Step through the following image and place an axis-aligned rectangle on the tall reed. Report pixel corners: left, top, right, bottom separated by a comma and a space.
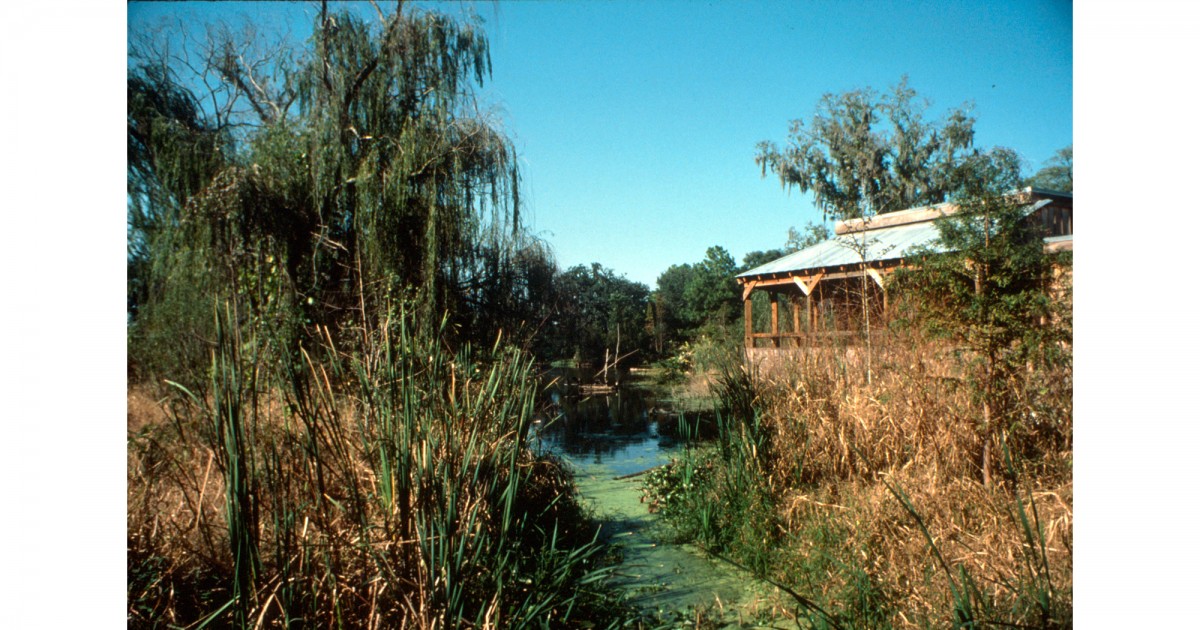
129, 301, 617, 628
165, 303, 262, 625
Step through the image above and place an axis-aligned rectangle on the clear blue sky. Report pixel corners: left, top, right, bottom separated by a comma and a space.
128, 0, 1072, 288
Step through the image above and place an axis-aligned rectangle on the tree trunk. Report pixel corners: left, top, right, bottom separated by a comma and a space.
975, 263, 992, 487
982, 396, 992, 487
862, 270, 872, 386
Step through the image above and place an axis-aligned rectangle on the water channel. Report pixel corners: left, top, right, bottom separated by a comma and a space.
533, 367, 791, 628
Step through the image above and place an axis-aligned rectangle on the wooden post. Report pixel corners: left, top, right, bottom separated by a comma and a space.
744, 296, 753, 349
807, 293, 815, 333
770, 293, 780, 348
792, 298, 801, 348
813, 285, 823, 332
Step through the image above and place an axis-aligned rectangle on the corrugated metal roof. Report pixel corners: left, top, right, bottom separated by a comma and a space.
737, 199, 1053, 279
736, 221, 945, 278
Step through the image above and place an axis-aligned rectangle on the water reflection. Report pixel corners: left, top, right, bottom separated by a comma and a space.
534, 366, 683, 477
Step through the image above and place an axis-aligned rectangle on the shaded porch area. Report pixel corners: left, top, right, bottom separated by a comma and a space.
739, 265, 894, 350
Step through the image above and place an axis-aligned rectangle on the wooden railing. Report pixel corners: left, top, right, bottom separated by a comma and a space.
745, 330, 885, 349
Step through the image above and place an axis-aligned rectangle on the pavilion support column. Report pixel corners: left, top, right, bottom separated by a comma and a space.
744, 296, 753, 349
792, 299, 801, 348
812, 285, 824, 333
770, 293, 780, 348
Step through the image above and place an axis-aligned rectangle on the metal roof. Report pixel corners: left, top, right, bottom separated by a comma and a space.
737, 199, 1054, 280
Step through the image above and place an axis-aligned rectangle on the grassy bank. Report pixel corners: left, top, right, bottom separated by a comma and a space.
644, 331, 1072, 628
128, 306, 624, 628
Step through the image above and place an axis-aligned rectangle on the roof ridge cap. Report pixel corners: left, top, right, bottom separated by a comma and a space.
835, 202, 959, 235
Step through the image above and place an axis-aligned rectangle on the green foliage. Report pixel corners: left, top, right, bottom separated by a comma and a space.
641, 453, 712, 524
128, 4, 557, 386
643, 440, 776, 575
644, 363, 775, 566
739, 248, 789, 272
1024, 145, 1073, 193
128, 7, 633, 625
127, 63, 231, 226
902, 148, 1064, 379
894, 147, 1071, 480
681, 246, 740, 327
651, 352, 691, 386
649, 263, 696, 348
689, 323, 744, 376
165, 304, 266, 625
644, 246, 747, 376
774, 517, 896, 630
649, 246, 740, 352
757, 76, 976, 221
126, 60, 234, 382
545, 263, 650, 363
785, 220, 832, 252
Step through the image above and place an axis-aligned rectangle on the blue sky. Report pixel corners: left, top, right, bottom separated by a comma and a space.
128, 0, 1072, 287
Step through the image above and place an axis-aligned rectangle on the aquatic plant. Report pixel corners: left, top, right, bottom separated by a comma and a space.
128, 302, 621, 628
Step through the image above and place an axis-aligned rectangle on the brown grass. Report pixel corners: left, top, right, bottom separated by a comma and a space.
128, 385, 229, 626
723, 329, 1073, 627
127, 342, 600, 629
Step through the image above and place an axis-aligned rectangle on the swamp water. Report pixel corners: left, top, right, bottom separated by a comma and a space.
534, 370, 791, 627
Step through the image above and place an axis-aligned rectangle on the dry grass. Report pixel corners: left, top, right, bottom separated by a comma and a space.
774, 470, 1072, 627
127, 320, 613, 628
128, 385, 230, 627
653, 326, 1073, 628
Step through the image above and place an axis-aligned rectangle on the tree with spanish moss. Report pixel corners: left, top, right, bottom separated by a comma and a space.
756, 78, 977, 382
756, 77, 977, 222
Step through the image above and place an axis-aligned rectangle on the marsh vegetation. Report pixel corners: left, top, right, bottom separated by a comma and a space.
128, 4, 1071, 627
643, 326, 1072, 629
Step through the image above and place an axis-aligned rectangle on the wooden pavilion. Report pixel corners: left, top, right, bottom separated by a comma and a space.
735, 188, 1072, 359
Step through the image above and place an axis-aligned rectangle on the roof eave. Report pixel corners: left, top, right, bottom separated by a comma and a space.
736, 255, 911, 284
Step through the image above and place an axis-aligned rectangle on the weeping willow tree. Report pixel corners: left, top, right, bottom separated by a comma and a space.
287, 4, 525, 332
127, 7, 617, 626
129, 2, 550, 384
128, 59, 236, 385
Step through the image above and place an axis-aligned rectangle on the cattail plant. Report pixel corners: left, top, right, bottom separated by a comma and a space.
133, 301, 619, 628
